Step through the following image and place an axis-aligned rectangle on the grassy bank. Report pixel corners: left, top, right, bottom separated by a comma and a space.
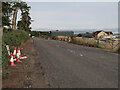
72, 37, 99, 47
117, 47, 120, 54
54, 36, 119, 53
2, 30, 30, 69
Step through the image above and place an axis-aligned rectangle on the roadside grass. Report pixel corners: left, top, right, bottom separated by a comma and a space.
56, 36, 120, 53
56, 36, 68, 41
72, 37, 100, 48
117, 47, 120, 54
2, 30, 30, 77
2, 45, 10, 68
52, 36, 100, 48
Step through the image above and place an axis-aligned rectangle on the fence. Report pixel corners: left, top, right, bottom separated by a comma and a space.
97, 39, 119, 51
73, 37, 119, 51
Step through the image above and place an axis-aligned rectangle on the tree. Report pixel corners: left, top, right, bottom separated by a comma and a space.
2, 2, 13, 31
12, 2, 22, 31
77, 34, 82, 37
12, 8, 18, 31
86, 32, 90, 34
17, 2, 31, 32
2, 2, 31, 32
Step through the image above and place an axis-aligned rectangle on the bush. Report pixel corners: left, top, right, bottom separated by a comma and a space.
40, 35, 49, 39
51, 36, 56, 40
30, 31, 40, 37
2, 30, 30, 69
3, 30, 29, 47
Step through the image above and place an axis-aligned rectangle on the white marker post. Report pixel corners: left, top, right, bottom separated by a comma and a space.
6, 45, 10, 56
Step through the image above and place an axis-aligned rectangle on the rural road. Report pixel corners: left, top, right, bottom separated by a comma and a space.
33, 37, 118, 88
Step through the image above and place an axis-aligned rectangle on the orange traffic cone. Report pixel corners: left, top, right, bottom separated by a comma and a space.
69, 39, 71, 43
18, 47, 21, 58
16, 50, 21, 62
65, 38, 67, 42
48, 37, 50, 40
10, 52, 15, 66
13, 47, 16, 59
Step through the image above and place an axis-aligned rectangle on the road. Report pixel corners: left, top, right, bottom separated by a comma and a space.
33, 37, 118, 88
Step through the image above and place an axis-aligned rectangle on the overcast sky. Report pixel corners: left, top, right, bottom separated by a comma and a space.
26, 2, 118, 31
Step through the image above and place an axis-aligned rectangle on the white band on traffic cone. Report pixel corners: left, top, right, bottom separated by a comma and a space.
13, 47, 16, 58
10, 55, 14, 62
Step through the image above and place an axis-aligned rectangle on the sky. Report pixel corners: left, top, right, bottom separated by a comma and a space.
25, 2, 118, 32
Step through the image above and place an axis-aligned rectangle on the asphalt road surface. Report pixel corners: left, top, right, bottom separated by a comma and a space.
33, 37, 118, 88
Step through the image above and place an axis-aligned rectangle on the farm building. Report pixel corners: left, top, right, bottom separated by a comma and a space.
92, 30, 113, 38
48, 30, 74, 37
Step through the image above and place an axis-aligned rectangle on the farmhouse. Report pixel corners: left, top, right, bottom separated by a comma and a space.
48, 30, 74, 37
92, 30, 113, 38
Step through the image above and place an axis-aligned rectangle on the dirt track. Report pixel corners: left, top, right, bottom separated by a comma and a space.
2, 39, 50, 88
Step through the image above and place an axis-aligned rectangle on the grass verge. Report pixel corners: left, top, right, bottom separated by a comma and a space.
2, 30, 30, 76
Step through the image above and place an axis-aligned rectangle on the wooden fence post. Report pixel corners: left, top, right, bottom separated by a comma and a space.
112, 39, 114, 51
97, 39, 99, 45
6, 45, 10, 56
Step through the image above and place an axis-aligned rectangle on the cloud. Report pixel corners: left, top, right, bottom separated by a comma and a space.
28, 2, 118, 31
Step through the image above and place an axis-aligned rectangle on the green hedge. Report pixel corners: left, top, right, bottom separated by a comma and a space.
30, 31, 40, 37
3, 30, 29, 47
2, 30, 30, 68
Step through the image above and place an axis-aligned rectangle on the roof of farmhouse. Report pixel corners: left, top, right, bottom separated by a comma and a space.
93, 30, 113, 35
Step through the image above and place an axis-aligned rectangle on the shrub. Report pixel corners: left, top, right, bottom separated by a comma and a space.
40, 35, 49, 39
3, 30, 29, 47
30, 31, 40, 37
51, 36, 56, 40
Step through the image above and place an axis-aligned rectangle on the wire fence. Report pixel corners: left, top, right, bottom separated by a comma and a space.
97, 38, 119, 51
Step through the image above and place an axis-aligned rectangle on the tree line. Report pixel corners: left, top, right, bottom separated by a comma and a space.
2, 1, 31, 32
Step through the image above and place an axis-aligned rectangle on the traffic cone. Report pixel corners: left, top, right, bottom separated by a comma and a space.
48, 37, 50, 40
16, 50, 21, 62
69, 39, 71, 43
65, 38, 67, 42
18, 47, 21, 58
10, 52, 15, 66
13, 47, 16, 59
